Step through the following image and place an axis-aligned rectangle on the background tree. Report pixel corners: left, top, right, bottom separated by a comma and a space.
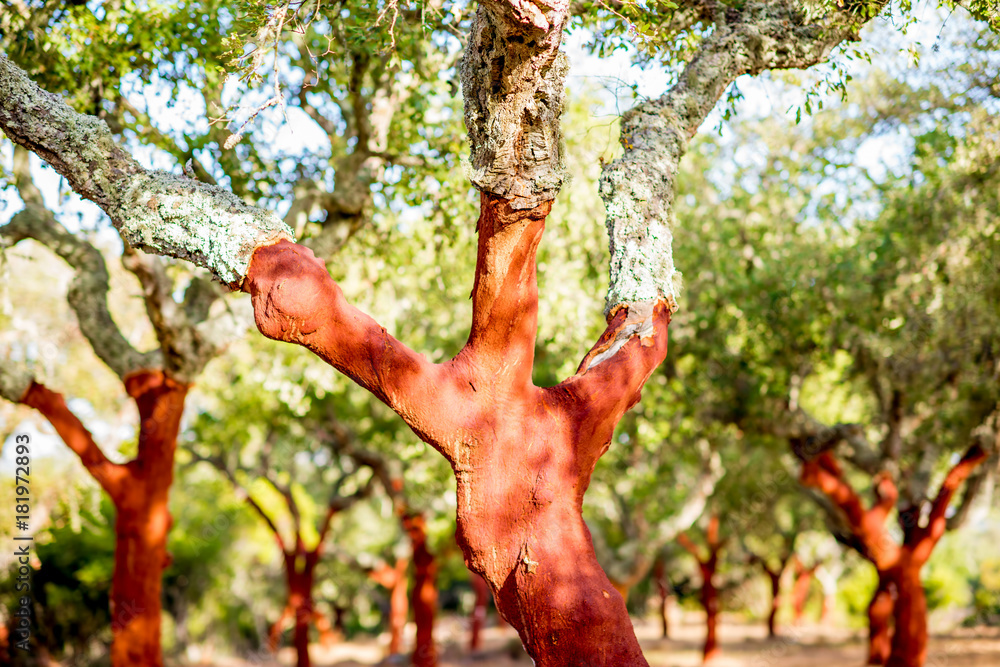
660, 16, 1000, 666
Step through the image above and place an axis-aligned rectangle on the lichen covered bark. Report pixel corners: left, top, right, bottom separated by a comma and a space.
460, 0, 569, 209
600, 1, 888, 312
0, 52, 292, 288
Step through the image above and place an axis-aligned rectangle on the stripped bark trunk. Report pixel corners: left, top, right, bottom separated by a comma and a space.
372, 558, 410, 657
270, 549, 320, 667
21, 371, 186, 667
886, 553, 927, 667
653, 562, 671, 640
791, 560, 819, 624
678, 516, 723, 664
405, 513, 438, 667
867, 572, 894, 666
766, 570, 781, 638
801, 444, 989, 667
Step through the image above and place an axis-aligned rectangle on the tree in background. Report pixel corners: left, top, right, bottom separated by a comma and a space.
661, 18, 1000, 666
588, 412, 723, 604
677, 515, 726, 664
3, 1, 998, 664
0, 138, 236, 664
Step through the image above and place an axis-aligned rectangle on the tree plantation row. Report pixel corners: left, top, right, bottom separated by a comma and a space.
0, 1, 998, 667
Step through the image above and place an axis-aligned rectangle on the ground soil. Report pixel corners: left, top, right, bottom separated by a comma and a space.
189, 613, 1000, 667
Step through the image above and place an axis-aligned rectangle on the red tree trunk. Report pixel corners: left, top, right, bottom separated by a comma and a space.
702, 574, 719, 663
653, 560, 670, 640
867, 572, 894, 666
406, 513, 438, 667
470, 573, 490, 651
271, 549, 320, 667
766, 570, 781, 638
24, 372, 186, 667
294, 603, 311, 667
245, 194, 671, 666
368, 557, 410, 656
791, 563, 816, 624
678, 517, 723, 664
886, 553, 928, 667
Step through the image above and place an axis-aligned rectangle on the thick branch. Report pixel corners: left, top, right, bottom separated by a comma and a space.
0, 52, 293, 288
20, 381, 128, 498
242, 240, 467, 457
554, 302, 672, 464
676, 532, 704, 563
462, 193, 549, 386
800, 452, 898, 567
601, 0, 889, 310
913, 440, 990, 559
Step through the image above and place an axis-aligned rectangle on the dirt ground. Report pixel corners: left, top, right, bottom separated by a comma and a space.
193, 612, 1000, 667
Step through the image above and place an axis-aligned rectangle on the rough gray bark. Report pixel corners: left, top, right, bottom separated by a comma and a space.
0, 359, 33, 403
600, 1, 889, 312
0, 51, 292, 288
460, 0, 569, 209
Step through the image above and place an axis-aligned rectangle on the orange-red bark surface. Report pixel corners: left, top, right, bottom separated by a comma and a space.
22, 370, 187, 667
243, 192, 672, 665
678, 516, 724, 664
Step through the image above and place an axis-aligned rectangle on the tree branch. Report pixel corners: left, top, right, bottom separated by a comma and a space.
0, 52, 293, 288
20, 380, 128, 498
913, 439, 991, 559
187, 448, 288, 553
242, 240, 467, 458
601, 0, 889, 311
799, 451, 898, 567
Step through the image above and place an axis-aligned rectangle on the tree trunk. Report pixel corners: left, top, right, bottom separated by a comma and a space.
470, 573, 490, 651
388, 560, 409, 656
702, 574, 720, 664
867, 572, 895, 666
406, 513, 438, 667
109, 505, 170, 667
767, 570, 781, 639
653, 560, 670, 639
294, 603, 311, 667
886, 553, 928, 667
791, 565, 815, 623
109, 371, 187, 667
369, 557, 409, 656
272, 549, 320, 667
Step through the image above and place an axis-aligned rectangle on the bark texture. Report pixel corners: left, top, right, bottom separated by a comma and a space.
0, 52, 292, 288
405, 513, 438, 667
460, 0, 569, 208
599, 1, 888, 311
